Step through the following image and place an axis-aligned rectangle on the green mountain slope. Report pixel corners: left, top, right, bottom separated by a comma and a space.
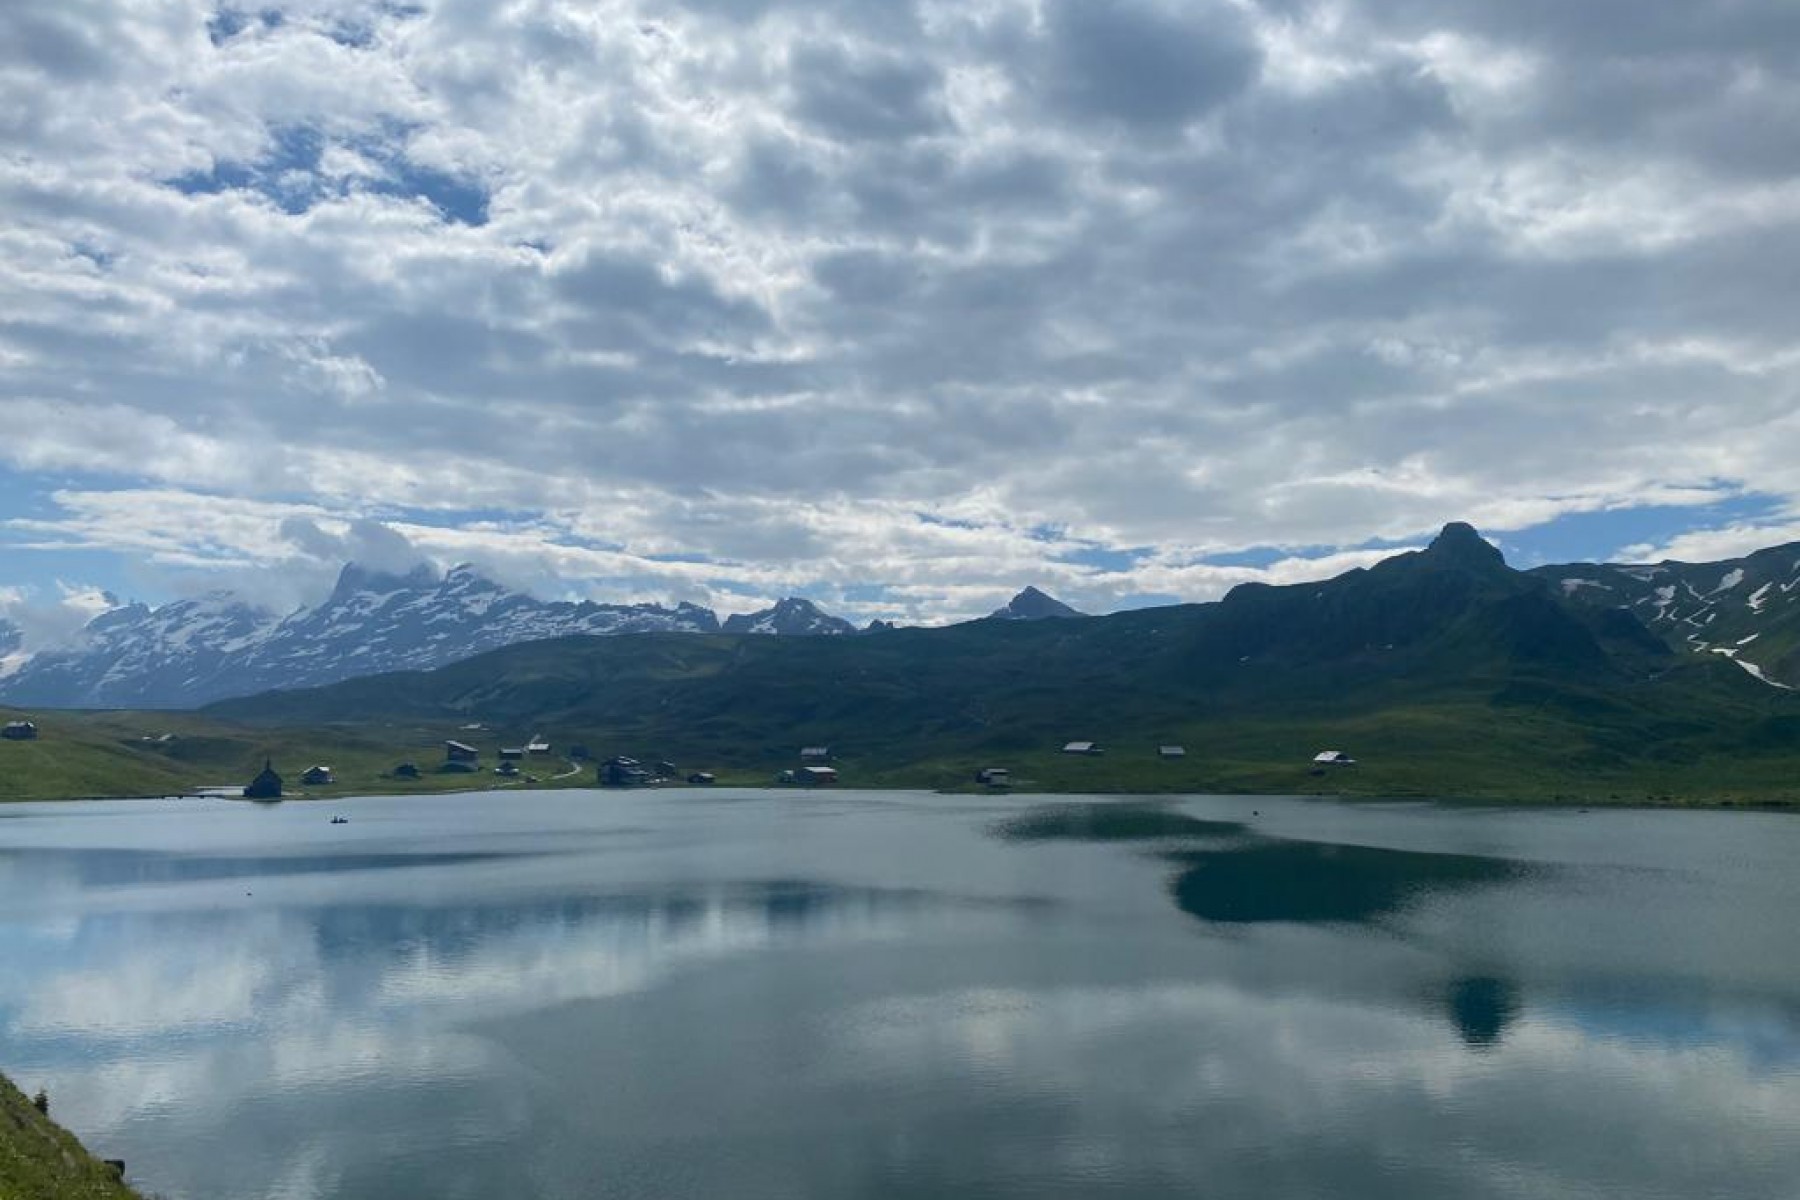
1534, 541, 1800, 687
206, 524, 1800, 804
0, 1072, 142, 1200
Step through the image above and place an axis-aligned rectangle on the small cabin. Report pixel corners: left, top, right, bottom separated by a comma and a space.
526, 735, 551, 755
300, 765, 334, 786
687, 772, 716, 785
496, 761, 520, 777
599, 756, 650, 787
1, 721, 38, 741
800, 746, 832, 764
1159, 745, 1186, 759
799, 765, 838, 786
498, 747, 525, 762
1312, 750, 1356, 766
444, 740, 479, 763
976, 767, 1011, 787
1061, 741, 1102, 755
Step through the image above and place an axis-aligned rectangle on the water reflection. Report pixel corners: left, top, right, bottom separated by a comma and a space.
1, 793, 1798, 1200
991, 802, 1245, 842
1166, 841, 1526, 925
1447, 976, 1520, 1048
995, 801, 1530, 927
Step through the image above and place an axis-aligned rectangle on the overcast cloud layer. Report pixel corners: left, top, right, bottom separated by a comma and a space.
2, 0, 1798, 627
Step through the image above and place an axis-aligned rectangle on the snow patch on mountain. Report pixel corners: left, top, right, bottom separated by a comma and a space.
0, 563, 733, 709
722, 598, 855, 636
1735, 660, 1793, 689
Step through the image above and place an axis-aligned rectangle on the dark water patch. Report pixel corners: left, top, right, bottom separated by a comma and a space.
992, 802, 1246, 843
1165, 838, 1528, 926
1447, 976, 1521, 1048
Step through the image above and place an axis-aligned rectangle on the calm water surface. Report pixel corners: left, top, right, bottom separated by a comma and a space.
2, 789, 1798, 1199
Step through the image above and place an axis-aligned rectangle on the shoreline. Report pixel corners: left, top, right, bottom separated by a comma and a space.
3, 781, 1794, 813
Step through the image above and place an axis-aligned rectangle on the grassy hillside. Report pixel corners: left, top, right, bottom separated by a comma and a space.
0, 706, 596, 804
0, 1072, 141, 1200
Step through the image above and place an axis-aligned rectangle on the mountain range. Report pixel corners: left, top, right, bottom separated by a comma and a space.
204, 522, 1800, 805
7, 524, 1800, 714
0, 564, 766, 709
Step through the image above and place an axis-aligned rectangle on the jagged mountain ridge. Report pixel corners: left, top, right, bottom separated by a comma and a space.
722, 597, 856, 636
1531, 541, 1800, 689
0, 563, 731, 709
218, 522, 1785, 779
11, 524, 1800, 712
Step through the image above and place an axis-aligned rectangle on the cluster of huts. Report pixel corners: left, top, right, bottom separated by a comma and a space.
433, 734, 556, 778
231, 729, 1358, 802
958, 741, 1357, 786
242, 759, 333, 800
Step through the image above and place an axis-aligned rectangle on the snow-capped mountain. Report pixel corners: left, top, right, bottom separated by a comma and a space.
1532, 542, 1800, 688
0, 563, 727, 709
721, 597, 857, 636
0, 617, 23, 681
988, 586, 1085, 620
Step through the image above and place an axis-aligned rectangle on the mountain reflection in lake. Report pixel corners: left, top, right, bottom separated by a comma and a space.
2, 789, 1798, 1200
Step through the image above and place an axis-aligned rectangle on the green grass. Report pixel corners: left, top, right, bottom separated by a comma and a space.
0, 1072, 142, 1200
6, 686, 1795, 808
0, 707, 602, 804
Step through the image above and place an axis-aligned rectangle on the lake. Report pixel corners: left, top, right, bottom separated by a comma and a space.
2, 789, 1798, 1199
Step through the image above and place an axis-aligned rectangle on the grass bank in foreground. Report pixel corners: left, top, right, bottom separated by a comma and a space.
0, 1072, 142, 1200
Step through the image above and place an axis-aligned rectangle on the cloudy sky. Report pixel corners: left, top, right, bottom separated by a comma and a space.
2, 0, 1798, 632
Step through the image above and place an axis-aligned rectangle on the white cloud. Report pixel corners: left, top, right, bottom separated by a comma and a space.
0, 0, 1796, 612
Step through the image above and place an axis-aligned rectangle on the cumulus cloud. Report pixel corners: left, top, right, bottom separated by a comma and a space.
0, 0, 1795, 619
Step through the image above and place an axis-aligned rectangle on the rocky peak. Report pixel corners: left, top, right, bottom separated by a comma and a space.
1423, 522, 1506, 571
329, 561, 441, 602
723, 597, 855, 636
990, 586, 1084, 620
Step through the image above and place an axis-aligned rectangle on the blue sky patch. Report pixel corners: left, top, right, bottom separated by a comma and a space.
165, 121, 489, 226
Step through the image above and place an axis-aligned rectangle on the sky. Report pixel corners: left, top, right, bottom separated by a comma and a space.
2, 0, 1799, 640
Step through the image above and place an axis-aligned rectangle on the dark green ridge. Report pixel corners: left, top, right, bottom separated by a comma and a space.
191, 522, 1800, 807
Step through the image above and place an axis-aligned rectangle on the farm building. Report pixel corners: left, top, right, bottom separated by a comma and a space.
300, 766, 334, 786
1313, 750, 1356, 766
243, 759, 283, 800
526, 734, 551, 754
600, 757, 651, 787
976, 767, 1011, 787
2, 721, 37, 741
799, 765, 838, 785
444, 741, 479, 764
1159, 746, 1186, 759
1061, 741, 1102, 755
498, 747, 525, 762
